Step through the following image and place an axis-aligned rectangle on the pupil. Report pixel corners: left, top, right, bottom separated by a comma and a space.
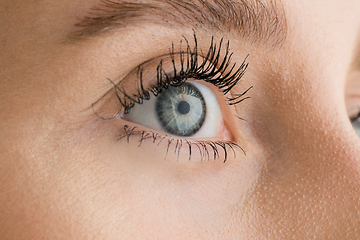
177, 101, 191, 115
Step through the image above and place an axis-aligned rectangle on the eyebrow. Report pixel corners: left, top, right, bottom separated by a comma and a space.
69, 0, 287, 46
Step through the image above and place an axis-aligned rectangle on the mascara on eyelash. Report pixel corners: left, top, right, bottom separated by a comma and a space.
111, 32, 252, 114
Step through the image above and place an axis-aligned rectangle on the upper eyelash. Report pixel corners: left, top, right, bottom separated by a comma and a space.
111, 32, 251, 114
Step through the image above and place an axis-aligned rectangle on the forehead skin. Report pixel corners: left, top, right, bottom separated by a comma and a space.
1, 0, 360, 239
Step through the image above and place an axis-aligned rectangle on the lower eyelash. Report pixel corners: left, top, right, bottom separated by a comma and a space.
119, 125, 246, 163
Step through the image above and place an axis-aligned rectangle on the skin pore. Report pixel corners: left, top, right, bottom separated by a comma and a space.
1, 0, 360, 239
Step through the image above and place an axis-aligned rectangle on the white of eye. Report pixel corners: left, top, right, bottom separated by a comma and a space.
122, 81, 223, 138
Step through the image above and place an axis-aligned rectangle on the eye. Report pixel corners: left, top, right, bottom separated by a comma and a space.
346, 96, 360, 137
99, 34, 249, 162
351, 113, 360, 137
345, 71, 360, 138
122, 81, 223, 138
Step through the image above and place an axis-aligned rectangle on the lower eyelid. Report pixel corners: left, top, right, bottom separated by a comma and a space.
117, 123, 244, 163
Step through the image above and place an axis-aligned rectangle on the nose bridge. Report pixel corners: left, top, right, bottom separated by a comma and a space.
297, 119, 360, 182
262, 70, 360, 180
259, 91, 360, 183
286, 74, 360, 171
256, 42, 359, 160
250, 78, 360, 235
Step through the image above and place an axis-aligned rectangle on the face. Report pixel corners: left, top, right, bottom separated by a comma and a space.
1, 0, 360, 238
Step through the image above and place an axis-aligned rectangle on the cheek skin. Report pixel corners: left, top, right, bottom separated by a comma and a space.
0, 108, 260, 239
98, 119, 261, 238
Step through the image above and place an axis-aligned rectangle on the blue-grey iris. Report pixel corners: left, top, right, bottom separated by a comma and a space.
155, 82, 206, 136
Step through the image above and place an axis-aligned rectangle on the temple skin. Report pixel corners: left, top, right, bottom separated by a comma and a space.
1, 0, 360, 239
